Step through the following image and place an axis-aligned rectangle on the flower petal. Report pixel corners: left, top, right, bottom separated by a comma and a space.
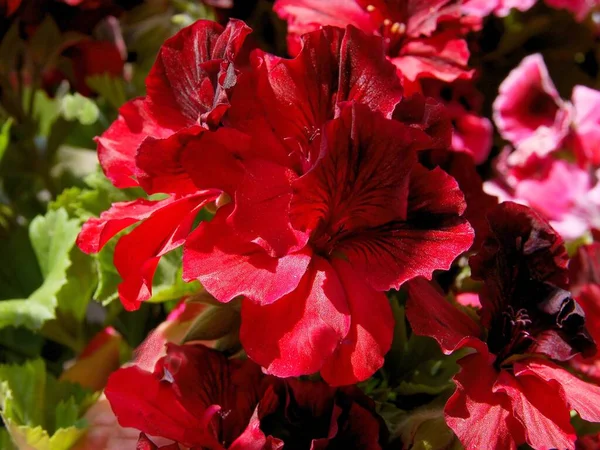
240, 257, 351, 378
405, 277, 481, 354
183, 205, 311, 305
145, 19, 251, 130
445, 351, 524, 450
96, 98, 173, 189
495, 369, 575, 450
338, 164, 473, 291
320, 259, 393, 386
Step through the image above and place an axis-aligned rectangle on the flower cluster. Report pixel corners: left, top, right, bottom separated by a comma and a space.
78, 18, 476, 386
487, 53, 600, 240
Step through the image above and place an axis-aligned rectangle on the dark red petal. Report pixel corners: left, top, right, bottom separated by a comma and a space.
405, 277, 481, 354
145, 19, 251, 130
114, 193, 214, 310
445, 351, 524, 450
392, 94, 453, 151
183, 205, 312, 305
240, 257, 351, 378
273, 0, 375, 55
180, 127, 253, 196
338, 164, 473, 291
494, 369, 575, 449
106, 366, 214, 448
96, 98, 173, 189
419, 150, 498, 250
290, 103, 417, 236
320, 259, 393, 386
515, 359, 600, 424
470, 201, 569, 324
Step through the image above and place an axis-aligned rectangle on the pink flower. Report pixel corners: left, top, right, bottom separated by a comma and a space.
493, 53, 569, 148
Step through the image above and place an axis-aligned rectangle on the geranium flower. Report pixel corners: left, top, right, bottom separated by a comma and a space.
486, 159, 600, 241
406, 202, 600, 450
493, 54, 600, 166
273, 0, 477, 84
105, 343, 388, 449
79, 21, 473, 382
181, 101, 472, 385
77, 19, 251, 310
493, 53, 570, 149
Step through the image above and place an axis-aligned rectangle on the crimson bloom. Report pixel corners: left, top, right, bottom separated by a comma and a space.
79, 20, 473, 383
406, 202, 600, 450
77, 19, 251, 310
105, 343, 388, 449
273, 0, 477, 84
181, 101, 472, 385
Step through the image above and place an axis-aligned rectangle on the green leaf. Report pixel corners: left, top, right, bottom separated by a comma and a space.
0, 209, 79, 330
61, 94, 99, 126
0, 428, 17, 450
0, 118, 12, 164
0, 359, 96, 450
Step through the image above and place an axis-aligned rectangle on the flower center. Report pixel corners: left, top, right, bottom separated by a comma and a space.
488, 306, 535, 368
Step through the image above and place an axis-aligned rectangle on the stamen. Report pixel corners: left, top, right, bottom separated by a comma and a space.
383, 19, 391, 26
390, 22, 406, 34
366, 4, 375, 12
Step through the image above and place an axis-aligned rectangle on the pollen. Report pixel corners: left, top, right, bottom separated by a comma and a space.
383, 18, 391, 26
366, 4, 375, 12
390, 22, 406, 34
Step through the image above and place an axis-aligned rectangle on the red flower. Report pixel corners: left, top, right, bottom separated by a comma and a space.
274, 0, 477, 84
182, 102, 472, 384
105, 344, 387, 449
406, 202, 600, 450
77, 19, 251, 308
105, 344, 266, 449
96, 19, 251, 189
80, 22, 472, 383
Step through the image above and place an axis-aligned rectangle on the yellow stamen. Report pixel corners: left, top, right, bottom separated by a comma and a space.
366, 4, 375, 12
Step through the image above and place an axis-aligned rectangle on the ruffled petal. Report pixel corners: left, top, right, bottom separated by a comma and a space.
445, 351, 524, 450
515, 359, 600, 424
320, 259, 393, 386
145, 19, 251, 130
96, 98, 173, 189
240, 257, 351, 378
113, 193, 214, 310
338, 164, 473, 291
183, 205, 312, 305
495, 369, 575, 449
